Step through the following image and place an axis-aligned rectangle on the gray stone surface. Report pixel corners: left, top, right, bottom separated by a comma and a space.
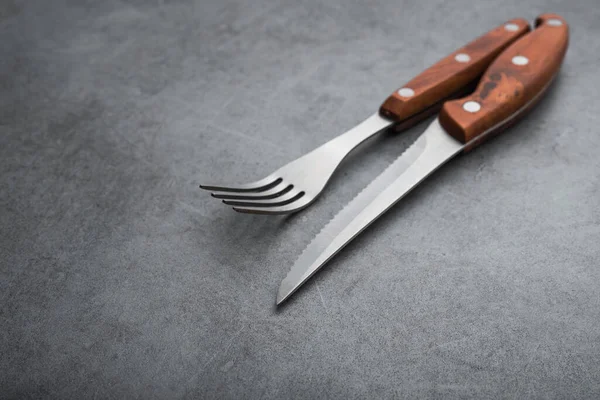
1, 0, 599, 398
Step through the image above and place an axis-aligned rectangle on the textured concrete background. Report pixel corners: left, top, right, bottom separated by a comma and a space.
1, 0, 599, 398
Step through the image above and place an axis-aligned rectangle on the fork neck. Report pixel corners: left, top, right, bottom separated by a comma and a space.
322, 113, 393, 157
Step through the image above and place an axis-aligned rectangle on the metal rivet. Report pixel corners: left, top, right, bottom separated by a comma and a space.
455, 53, 471, 63
504, 23, 519, 32
547, 19, 563, 26
398, 87, 415, 98
512, 55, 529, 66
463, 101, 481, 113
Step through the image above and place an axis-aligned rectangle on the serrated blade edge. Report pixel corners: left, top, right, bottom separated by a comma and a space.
278, 119, 464, 304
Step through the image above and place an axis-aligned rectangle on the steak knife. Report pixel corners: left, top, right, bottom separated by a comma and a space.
278, 13, 569, 305
200, 18, 531, 215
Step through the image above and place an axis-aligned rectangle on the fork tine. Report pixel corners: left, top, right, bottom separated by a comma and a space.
211, 183, 292, 200
222, 189, 303, 207
232, 195, 313, 215
199, 176, 281, 193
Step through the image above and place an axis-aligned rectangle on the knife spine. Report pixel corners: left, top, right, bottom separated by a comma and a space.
281, 129, 428, 297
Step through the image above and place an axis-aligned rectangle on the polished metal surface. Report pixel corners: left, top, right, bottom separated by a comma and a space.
277, 22, 566, 302
397, 87, 415, 97
512, 55, 529, 66
278, 119, 464, 304
200, 113, 393, 214
455, 53, 471, 63
463, 100, 482, 113
6, 2, 596, 397
548, 19, 564, 26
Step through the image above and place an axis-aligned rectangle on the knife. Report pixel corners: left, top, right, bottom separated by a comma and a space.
202, 18, 531, 215
278, 13, 569, 304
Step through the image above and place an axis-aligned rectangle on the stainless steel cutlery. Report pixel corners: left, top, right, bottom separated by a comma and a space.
200, 18, 530, 214
278, 14, 569, 303
200, 14, 569, 305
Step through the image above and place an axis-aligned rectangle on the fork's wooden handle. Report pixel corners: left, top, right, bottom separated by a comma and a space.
379, 18, 530, 122
438, 14, 569, 151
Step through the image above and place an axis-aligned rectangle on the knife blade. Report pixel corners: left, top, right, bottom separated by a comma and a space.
278, 13, 569, 304
205, 18, 530, 215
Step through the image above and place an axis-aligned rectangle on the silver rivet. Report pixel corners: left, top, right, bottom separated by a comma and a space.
512, 55, 529, 66
504, 23, 519, 32
397, 87, 415, 98
547, 19, 563, 26
463, 101, 481, 113
455, 53, 471, 63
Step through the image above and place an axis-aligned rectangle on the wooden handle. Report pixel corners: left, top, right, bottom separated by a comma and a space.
379, 18, 530, 122
438, 14, 569, 151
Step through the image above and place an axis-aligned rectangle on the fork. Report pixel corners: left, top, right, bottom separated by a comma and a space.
200, 18, 530, 214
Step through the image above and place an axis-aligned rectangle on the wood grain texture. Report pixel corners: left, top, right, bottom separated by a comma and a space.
438, 14, 569, 151
379, 18, 530, 122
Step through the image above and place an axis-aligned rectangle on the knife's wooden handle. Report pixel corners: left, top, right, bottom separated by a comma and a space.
379, 18, 530, 123
438, 14, 569, 151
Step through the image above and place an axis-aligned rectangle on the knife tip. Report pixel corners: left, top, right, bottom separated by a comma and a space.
276, 285, 293, 306
276, 292, 286, 306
